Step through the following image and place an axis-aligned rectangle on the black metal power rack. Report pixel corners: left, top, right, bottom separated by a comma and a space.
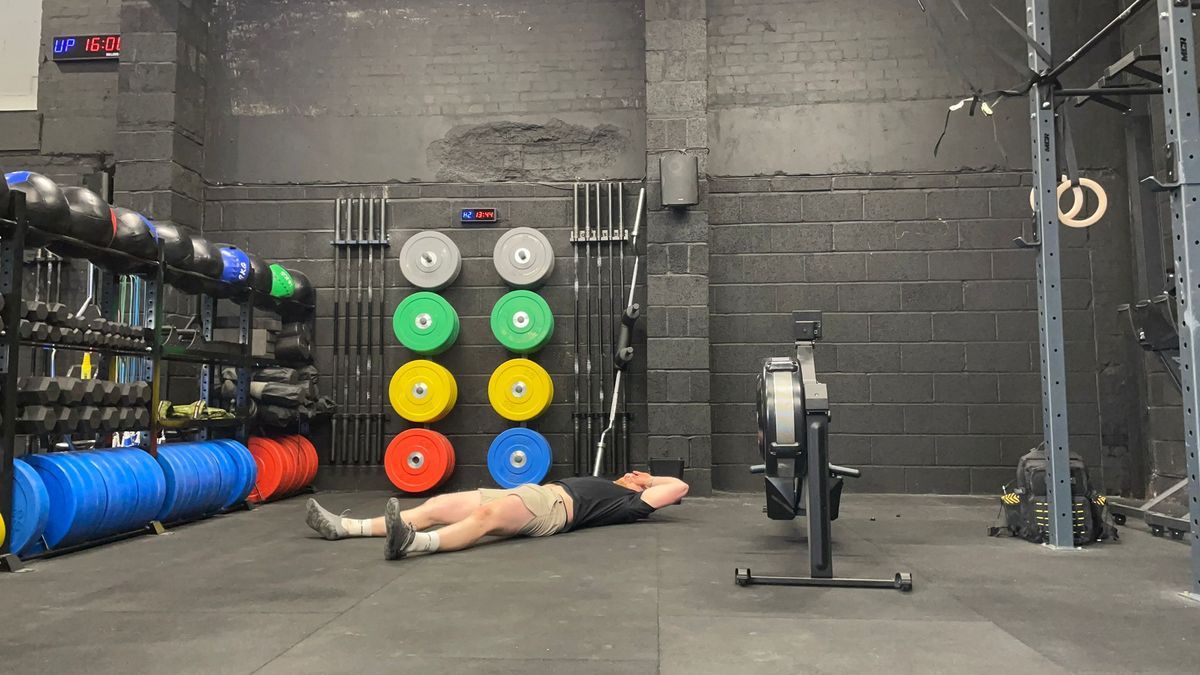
0, 196, 312, 572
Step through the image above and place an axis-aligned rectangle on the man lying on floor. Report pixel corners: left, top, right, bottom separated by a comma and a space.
305, 471, 690, 560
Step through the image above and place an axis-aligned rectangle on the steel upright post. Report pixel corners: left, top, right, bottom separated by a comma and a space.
1026, 0, 1075, 549
1154, 0, 1200, 599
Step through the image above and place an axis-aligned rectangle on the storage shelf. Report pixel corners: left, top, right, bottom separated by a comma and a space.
20, 224, 313, 315
155, 415, 248, 431
14, 338, 149, 357
159, 343, 287, 369
162, 265, 313, 315
1, 195, 314, 566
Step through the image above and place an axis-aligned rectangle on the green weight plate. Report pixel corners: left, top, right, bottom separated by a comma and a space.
270, 264, 296, 298
490, 290, 554, 354
393, 292, 460, 355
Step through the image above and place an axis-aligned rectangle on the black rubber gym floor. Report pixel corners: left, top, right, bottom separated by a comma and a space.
1, 492, 1198, 673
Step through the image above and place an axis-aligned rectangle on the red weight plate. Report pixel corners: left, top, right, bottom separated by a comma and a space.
384, 429, 453, 494
247, 437, 283, 502
278, 436, 306, 491
270, 437, 301, 497
437, 434, 456, 488
293, 435, 319, 486
279, 436, 314, 492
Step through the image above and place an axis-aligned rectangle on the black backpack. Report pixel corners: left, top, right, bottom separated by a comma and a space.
988, 443, 1118, 546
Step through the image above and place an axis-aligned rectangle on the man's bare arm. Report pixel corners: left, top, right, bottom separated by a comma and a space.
641, 477, 689, 509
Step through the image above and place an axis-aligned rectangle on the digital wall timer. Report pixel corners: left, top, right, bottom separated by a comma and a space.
52, 34, 121, 62
460, 208, 498, 223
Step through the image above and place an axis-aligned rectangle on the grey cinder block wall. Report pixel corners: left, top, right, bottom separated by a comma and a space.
5, 0, 1169, 497
0, 0, 120, 185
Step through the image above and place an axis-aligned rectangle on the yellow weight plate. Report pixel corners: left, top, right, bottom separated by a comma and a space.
488, 358, 554, 421
0, 511, 5, 552
389, 360, 458, 423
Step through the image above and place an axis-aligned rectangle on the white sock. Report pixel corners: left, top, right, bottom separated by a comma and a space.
341, 518, 374, 537
406, 530, 440, 553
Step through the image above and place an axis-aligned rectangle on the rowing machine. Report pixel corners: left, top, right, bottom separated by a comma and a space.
734, 310, 912, 592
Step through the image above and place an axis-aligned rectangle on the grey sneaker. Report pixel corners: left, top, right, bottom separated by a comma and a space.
384, 498, 414, 560
306, 498, 348, 541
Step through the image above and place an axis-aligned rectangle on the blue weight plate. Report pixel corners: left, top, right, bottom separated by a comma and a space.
170, 443, 209, 521
187, 443, 224, 516
80, 451, 134, 538
59, 452, 110, 545
232, 440, 257, 503
112, 449, 160, 529
200, 442, 237, 513
23, 454, 81, 549
212, 439, 249, 506
155, 444, 197, 522
26, 453, 101, 548
139, 450, 168, 520
118, 449, 166, 525
226, 440, 257, 505
487, 428, 552, 489
110, 449, 153, 527
10, 458, 50, 556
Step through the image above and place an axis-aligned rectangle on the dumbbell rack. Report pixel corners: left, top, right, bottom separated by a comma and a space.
0, 195, 314, 572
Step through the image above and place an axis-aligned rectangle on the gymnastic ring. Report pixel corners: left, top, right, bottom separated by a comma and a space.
1059, 177, 1107, 228
1029, 177, 1085, 220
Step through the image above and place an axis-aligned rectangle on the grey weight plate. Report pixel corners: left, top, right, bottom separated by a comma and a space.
399, 231, 462, 290
493, 227, 555, 289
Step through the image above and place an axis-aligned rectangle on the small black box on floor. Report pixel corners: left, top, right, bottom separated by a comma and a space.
649, 458, 684, 479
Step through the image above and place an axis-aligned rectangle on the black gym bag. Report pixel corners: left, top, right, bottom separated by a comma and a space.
989, 443, 1118, 545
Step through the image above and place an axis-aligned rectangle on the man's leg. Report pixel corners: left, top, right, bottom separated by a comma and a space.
402, 490, 482, 530
386, 495, 535, 559
306, 491, 483, 540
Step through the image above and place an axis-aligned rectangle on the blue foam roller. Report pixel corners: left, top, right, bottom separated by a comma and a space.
487, 428, 552, 489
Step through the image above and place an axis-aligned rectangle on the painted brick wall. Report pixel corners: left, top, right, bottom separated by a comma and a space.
708, 0, 1017, 108
705, 0, 1129, 175
204, 0, 647, 183
708, 173, 1133, 494
0, 0, 120, 184
205, 183, 647, 490
703, 1, 1139, 495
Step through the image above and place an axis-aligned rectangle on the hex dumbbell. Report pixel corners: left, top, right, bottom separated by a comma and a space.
16, 376, 61, 405
22, 300, 49, 322
97, 407, 122, 432
73, 406, 104, 434
17, 406, 58, 434
44, 302, 70, 324
19, 320, 51, 342
127, 381, 151, 406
